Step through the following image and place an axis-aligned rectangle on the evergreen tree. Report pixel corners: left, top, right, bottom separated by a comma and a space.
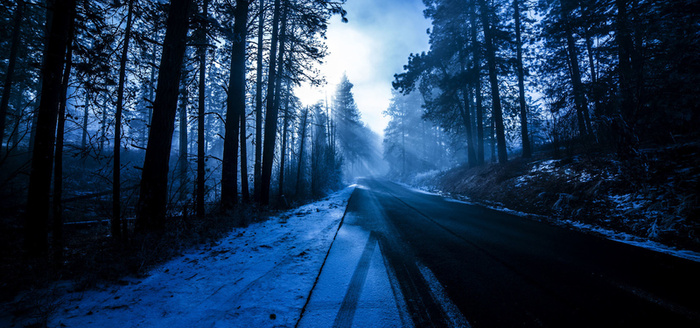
25, 0, 77, 256
221, 0, 250, 212
136, 0, 193, 232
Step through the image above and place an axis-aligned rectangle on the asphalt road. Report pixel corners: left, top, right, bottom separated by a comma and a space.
346, 178, 700, 327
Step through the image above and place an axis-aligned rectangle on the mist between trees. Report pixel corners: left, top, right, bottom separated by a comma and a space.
386, 0, 699, 176
0, 0, 383, 259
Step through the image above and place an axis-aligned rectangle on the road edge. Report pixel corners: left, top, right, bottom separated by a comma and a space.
294, 185, 357, 328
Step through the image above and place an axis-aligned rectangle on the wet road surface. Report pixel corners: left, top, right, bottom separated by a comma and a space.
333, 178, 700, 327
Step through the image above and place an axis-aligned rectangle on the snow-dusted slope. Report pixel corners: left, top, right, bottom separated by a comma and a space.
44, 187, 353, 328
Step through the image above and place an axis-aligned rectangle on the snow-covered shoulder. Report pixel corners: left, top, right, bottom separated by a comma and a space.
395, 181, 441, 197
45, 186, 354, 328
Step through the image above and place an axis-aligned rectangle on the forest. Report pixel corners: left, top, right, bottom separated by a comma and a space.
387, 0, 699, 172
1, 0, 699, 322
0, 0, 378, 254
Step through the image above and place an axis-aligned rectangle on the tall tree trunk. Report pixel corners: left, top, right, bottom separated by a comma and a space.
221, 0, 250, 211
11, 81, 23, 149
326, 99, 332, 154
612, 0, 638, 156
25, 0, 76, 256
310, 115, 318, 196
260, 0, 283, 205
99, 102, 107, 154
629, 0, 644, 122
582, 1, 600, 122
279, 81, 292, 196
401, 112, 405, 174
585, 29, 601, 120
561, 0, 589, 138
113, 0, 134, 241
478, 0, 507, 163
278, 91, 289, 197
52, 21, 74, 262
240, 110, 250, 202
514, 0, 531, 157
490, 114, 496, 163
136, 0, 193, 232
29, 0, 51, 154
81, 90, 89, 150
196, 0, 209, 218
616, 0, 634, 121
470, 0, 484, 165
178, 70, 188, 202
145, 17, 159, 148
0, 0, 24, 153
296, 106, 309, 197
253, 0, 265, 202
270, 0, 289, 192
460, 59, 476, 167
566, 32, 589, 137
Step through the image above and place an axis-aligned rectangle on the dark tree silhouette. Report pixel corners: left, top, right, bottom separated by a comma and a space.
221, 0, 250, 211
477, 0, 507, 163
25, 0, 77, 256
113, 0, 135, 240
260, 0, 283, 205
196, 0, 209, 218
253, 0, 265, 202
0, 0, 24, 153
514, 0, 531, 157
136, 0, 193, 232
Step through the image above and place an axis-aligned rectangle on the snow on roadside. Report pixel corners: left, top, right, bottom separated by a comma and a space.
394, 181, 442, 197
400, 182, 700, 263
42, 186, 354, 328
561, 220, 700, 263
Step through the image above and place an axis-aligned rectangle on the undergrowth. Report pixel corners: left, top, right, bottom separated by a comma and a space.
412, 142, 700, 252
0, 204, 268, 326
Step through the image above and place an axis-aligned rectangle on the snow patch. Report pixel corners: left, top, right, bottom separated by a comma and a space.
520, 159, 598, 184
444, 198, 476, 206
43, 187, 355, 328
397, 182, 441, 197
531, 159, 557, 173
577, 171, 592, 183
563, 220, 700, 263
608, 193, 651, 212
413, 169, 442, 182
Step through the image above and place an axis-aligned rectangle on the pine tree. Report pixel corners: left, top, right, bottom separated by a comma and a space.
514, 0, 531, 157
136, 0, 193, 232
477, 0, 507, 163
0, 0, 24, 153
260, 0, 283, 205
196, 0, 210, 218
221, 0, 250, 211
25, 0, 77, 256
112, 0, 135, 240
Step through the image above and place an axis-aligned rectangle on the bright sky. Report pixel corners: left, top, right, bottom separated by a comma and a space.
294, 0, 431, 135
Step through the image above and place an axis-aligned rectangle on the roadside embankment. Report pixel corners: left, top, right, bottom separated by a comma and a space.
410, 143, 700, 252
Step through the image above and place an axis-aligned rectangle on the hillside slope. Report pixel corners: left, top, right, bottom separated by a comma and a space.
412, 143, 700, 251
